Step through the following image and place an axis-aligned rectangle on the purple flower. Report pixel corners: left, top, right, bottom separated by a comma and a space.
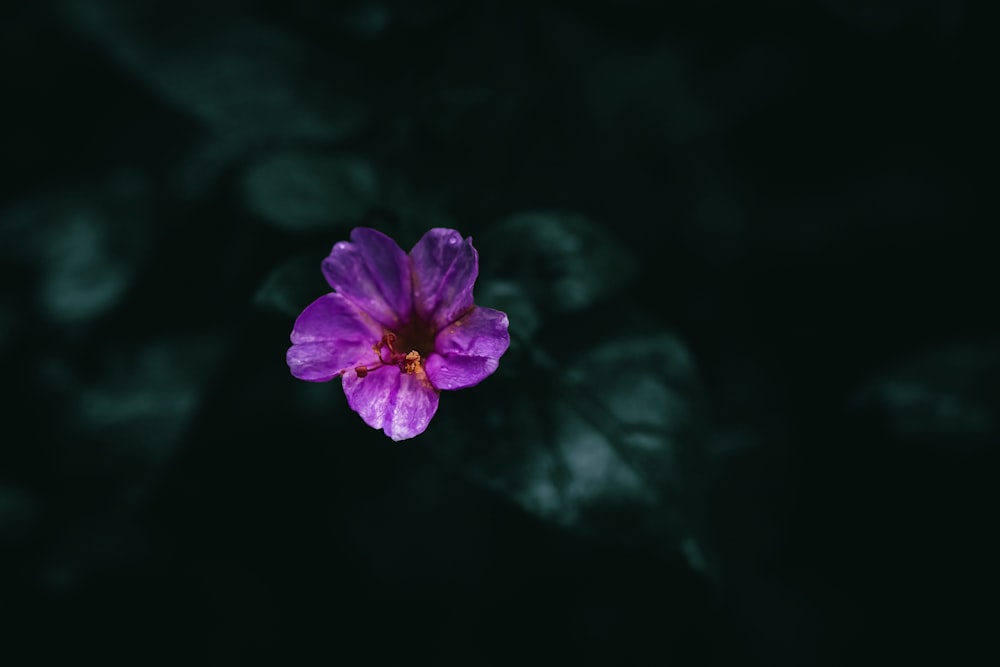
286, 227, 510, 441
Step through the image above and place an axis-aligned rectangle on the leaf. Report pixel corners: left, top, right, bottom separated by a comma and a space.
90, 337, 220, 455
0, 174, 151, 326
25, 334, 225, 591
61, 1, 366, 195
435, 331, 711, 570
63, 3, 364, 144
243, 153, 380, 232
853, 340, 1000, 450
40, 334, 226, 479
478, 211, 637, 336
474, 278, 542, 342
254, 252, 328, 318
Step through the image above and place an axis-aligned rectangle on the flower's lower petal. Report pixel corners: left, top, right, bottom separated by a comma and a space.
409, 228, 478, 330
424, 353, 499, 390
342, 366, 440, 441
287, 293, 381, 381
425, 307, 510, 390
321, 227, 412, 329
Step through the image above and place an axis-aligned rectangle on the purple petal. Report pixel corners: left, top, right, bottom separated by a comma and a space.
424, 307, 510, 390
409, 228, 478, 330
341, 366, 440, 441
424, 354, 500, 391
433, 306, 511, 358
321, 227, 412, 328
287, 293, 382, 382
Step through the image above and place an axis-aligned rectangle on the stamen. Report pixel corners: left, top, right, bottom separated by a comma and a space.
401, 350, 421, 374
357, 330, 428, 379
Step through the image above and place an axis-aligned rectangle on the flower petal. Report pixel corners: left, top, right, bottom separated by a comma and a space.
342, 366, 440, 441
424, 354, 500, 391
321, 227, 412, 328
409, 228, 478, 330
424, 306, 510, 390
287, 293, 382, 381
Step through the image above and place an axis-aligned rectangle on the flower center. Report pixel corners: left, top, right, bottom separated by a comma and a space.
354, 318, 436, 378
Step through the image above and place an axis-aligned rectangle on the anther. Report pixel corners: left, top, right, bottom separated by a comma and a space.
400, 350, 421, 374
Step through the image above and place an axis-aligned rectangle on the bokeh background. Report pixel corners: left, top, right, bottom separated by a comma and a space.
1, 0, 996, 664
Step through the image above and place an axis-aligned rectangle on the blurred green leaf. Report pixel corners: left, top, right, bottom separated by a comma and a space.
18, 332, 224, 592
254, 252, 328, 318
243, 153, 380, 232
61, 1, 366, 196
436, 331, 710, 570
41, 212, 133, 324
75, 334, 224, 467
62, 3, 364, 143
854, 340, 999, 449
0, 173, 151, 326
475, 278, 541, 342
478, 211, 636, 340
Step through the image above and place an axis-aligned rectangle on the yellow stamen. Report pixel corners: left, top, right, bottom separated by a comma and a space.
402, 350, 421, 374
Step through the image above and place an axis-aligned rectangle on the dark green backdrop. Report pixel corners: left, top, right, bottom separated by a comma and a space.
1, 1, 995, 664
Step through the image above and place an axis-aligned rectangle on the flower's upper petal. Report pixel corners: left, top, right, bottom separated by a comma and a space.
409, 228, 478, 331
424, 306, 510, 390
433, 306, 511, 358
321, 227, 412, 328
287, 293, 381, 381
287, 343, 358, 382
341, 366, 440, 441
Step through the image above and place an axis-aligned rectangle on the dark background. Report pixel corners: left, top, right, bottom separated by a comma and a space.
1, 0, 996, 664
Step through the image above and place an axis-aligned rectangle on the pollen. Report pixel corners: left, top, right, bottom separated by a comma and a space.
401, 350, 421, 374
